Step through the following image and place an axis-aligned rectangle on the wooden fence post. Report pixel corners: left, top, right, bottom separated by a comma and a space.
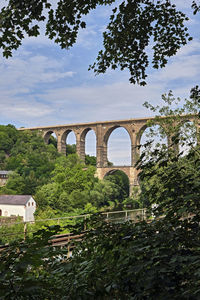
84, 215, 87, 231
24, 222, 27, 240
125, 210, 128, 221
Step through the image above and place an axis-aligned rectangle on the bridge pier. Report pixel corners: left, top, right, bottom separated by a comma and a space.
76, 135, 85, 162
20, 115, 198, 198
57, 136, 66, 155
95, 166, 139, 197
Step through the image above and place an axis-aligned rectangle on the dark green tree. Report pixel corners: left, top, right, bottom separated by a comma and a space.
0, 124, 19, 167
85, 154, 96, 166
0, 1, 198, 84
104, 170, 129, 207
35, 154, 97, 211
66, 144, 76, 156
0, 90, 200, 299
137, 87, 200, 214
0, 128, 60, 195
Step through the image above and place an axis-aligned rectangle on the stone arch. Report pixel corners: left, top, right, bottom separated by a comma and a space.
61, 129, 77, 145
103, 125, 132, 167
95, 166, 138, 196
177, 119, 197, 154
137, 122, 168, 150
103, 168, 130, 181
80, 127, 97, 142
177, 118, 197, 138
104, 169, 130, 197
178, 118, 196, 129
104, 125, 132, 145
43, 130, 58, 144
79, 127, 97, 163
60, 129, 77, 155
136, 124, 148, 147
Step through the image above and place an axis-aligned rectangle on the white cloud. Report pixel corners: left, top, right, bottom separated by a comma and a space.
76, 26, 99, 49
175, 39, 200, 57
0, 96, 53, 120
0, 53, 75, 96
149, 39, 200, 86
34, 80, 164, 124
156, 55, 200, 81
0, 0, 199, 165
172, 0, 193, 10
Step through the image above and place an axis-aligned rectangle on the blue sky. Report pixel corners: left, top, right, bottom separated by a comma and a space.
0, 1, 200, 164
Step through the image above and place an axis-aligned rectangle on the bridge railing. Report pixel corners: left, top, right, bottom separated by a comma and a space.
0, 209, 147, 245
102, 209, 146, 223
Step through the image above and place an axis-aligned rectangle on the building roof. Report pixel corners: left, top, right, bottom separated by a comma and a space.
0, 195, 33, 205
0, 171, 12, 175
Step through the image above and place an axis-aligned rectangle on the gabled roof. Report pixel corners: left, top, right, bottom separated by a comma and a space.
0, 195, 33, 205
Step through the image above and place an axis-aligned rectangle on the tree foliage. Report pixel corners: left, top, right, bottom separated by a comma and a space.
0, 124, 18, 165
0, 128, 59, 195
104, 170, 129, 207
89, 0, 193, 85
0, 0, 199, 84
137, 86, 200, 214
0, 89, 200, 298
35, 154, 97, 211
35, 154, 129, 212
0, 125, 127, 213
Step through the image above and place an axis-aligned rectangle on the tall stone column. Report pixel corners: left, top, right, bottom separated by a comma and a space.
102, 144, 108, 167
131, 132, 140, 166
96, 124, 105, 167
76, 133, 85, 162
129, 166, 140, 196
57, 134, 66, 155
167, 134, 179, 154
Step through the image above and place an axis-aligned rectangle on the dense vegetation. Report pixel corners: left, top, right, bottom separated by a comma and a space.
0, 89, 200, 299
1, 1, 200, 298
0, 128, 59, 195
0, 127, 136, 218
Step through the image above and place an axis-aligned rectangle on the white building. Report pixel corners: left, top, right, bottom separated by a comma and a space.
0, 195, 36, 222
0, 171, 12, 186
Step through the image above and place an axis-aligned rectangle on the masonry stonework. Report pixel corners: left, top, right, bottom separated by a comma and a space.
19, 116, 199, 196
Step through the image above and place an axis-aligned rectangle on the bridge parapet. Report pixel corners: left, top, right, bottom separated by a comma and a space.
19, 115, 199, 194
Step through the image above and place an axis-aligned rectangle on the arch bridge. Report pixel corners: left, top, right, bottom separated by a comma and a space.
19, 116, 199, 195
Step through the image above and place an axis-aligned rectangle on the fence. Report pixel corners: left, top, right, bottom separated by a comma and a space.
0, 209, 146, 244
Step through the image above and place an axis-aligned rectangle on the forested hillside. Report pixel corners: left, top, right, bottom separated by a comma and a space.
0, 91, 200, 299
0, 126, 135, 216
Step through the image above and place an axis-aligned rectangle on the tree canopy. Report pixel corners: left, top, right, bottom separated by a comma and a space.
0, 128, 60, 195
0, 0, 199, 84
0, 125, 132, 214
0, 91, 200, 298
0, 103, 200, 299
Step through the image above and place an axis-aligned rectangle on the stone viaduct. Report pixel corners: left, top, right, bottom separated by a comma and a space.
19, 115, 199, 195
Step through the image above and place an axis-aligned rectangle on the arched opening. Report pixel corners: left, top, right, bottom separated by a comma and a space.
104, 169, 130, 210
48, 132, 57, 149
178, 120, 197, 156
85, 129, 96, 166
65, 131, 76, 156
139, 124, 167, 160
107, 127, 131, 166
44, 131, 57, 148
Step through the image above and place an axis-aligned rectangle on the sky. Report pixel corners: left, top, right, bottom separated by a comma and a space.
0, 0, 200, 165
